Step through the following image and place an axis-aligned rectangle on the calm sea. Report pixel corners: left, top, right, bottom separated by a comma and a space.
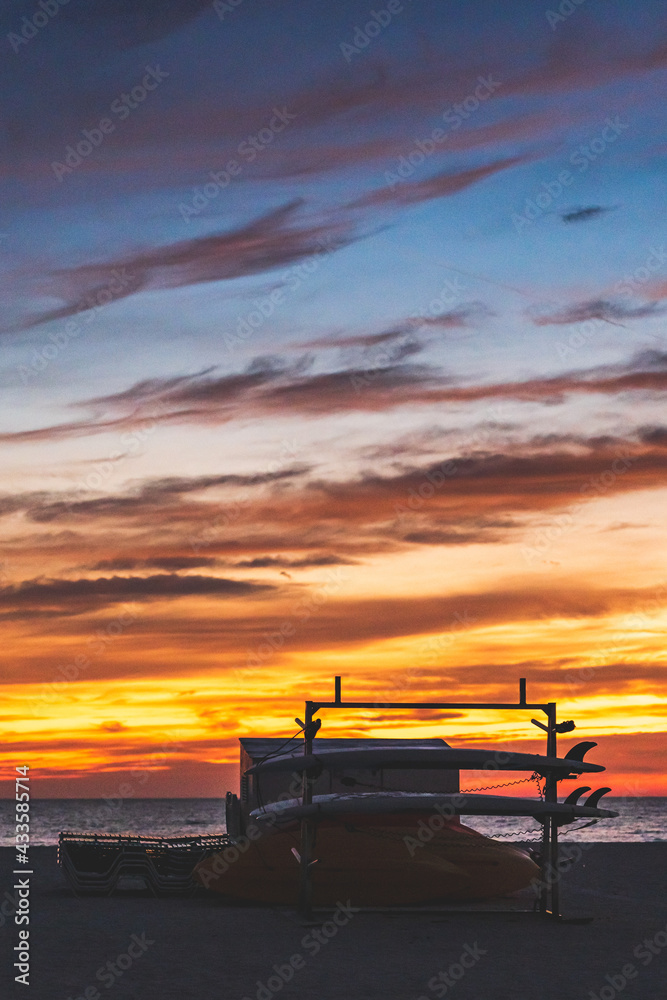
1, 797, 666, 846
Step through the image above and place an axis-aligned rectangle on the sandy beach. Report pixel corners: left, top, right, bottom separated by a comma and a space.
1, 844, 665, 1000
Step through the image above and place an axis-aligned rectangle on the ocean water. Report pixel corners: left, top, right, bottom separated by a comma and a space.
1, 797, 666, 847
0, 798, 226, 847
466, 797, 667, 843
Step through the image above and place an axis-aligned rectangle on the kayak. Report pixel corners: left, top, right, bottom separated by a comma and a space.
194, 810, 541, 905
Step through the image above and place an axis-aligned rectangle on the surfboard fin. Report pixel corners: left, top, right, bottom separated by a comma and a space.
585, 787, 611, 809
564, 741, 597, 762
563, 786, 591, 806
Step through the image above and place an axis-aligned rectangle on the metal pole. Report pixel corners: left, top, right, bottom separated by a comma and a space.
546, 704, 560, 919
538, 703, 560, 918
539, 797, 550, 913
334, 675, 341, 705
538, 704, 556, 916
299, 700, 314, 920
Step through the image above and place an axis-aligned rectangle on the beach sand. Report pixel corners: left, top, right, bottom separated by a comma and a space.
1, 845, 666, 1000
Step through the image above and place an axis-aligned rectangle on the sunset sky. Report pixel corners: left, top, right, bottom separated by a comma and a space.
1, 0, 666, 798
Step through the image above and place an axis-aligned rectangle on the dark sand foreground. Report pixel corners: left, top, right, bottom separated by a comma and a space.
1, 845, 666, 1000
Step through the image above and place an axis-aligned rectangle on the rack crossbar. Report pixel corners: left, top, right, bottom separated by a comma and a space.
312, 701, 551, 712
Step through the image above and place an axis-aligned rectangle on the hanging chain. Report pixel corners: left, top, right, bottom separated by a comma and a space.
489, 828, 543, 842
461, 772, 543, 794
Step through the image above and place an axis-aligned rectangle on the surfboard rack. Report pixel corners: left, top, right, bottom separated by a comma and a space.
295, 675, 592, 922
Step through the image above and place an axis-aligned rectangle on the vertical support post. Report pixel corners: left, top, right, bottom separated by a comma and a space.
299, 701, 314, 921
539, 802, 550, 914
545, 704, 557, 758
545, 704, 560, 919
334, 675, 341, 705
538, 704, 557, 916
519, 677, 526, 705
537, 703, 560, 918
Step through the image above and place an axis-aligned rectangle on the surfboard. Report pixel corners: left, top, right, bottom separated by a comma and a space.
246, 744, 605, 776
249, 791, 618, 823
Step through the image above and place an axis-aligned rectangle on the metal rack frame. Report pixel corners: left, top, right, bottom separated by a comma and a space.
298, 675, 564, 920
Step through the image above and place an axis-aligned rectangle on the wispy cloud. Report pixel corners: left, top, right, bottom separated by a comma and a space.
89, 556, 219, 571
417, 304, 494, 328
350, 156, 531, 208
12, 202, 356, 331
0, 573, 273, 609
0, 465, 311, 525
2, 351, 667, 446
532, 300, 664, 326
231, 554, 357, 569
560, 206, 615, 223
297, 327, 412, 350
5, 432, 665, 559
0, 0, 214, 49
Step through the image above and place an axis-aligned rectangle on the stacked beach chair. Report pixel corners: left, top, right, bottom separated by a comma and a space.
58, 831, 231, 896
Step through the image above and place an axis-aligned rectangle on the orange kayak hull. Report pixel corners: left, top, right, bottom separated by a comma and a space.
194, 817, 539, 905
